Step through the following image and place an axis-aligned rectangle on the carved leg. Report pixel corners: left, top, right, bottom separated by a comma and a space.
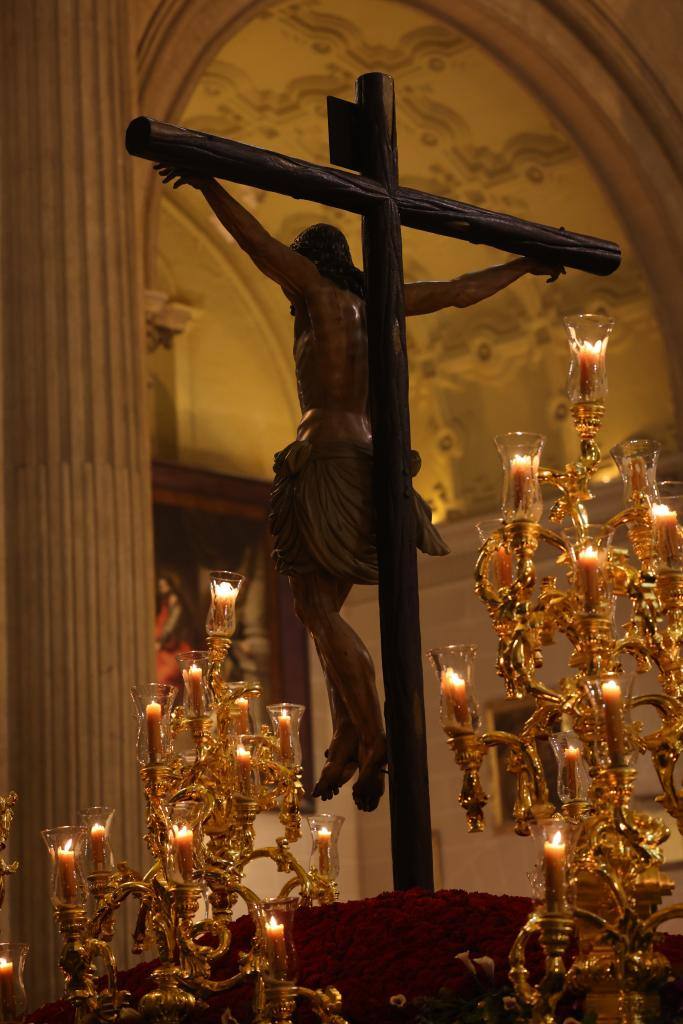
290, 573, 387, 809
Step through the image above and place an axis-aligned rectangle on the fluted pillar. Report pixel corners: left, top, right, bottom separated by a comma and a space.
0, 0, 154, 1005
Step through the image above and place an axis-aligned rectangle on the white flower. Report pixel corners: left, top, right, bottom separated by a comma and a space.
455, 951, 477, 974
473, 955, 495, 981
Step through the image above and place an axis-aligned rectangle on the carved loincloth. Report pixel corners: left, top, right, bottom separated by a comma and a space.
269, 439, 449, 584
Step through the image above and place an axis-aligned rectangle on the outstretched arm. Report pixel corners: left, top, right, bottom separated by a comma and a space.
155, 167, 322, 298
404, 257, 564, 316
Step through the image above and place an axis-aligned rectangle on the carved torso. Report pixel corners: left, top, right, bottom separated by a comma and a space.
293, 284, 372, 446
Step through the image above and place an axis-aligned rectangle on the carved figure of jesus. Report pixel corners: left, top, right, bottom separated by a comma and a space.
156, 166, 562, 811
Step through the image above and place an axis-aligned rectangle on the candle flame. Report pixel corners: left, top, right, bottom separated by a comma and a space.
173, 825, 192, 839
566, 745, 579, 756
91, 823, 105, 836
236, 744, 250, 759
602, 678, 622, 696
442, 667, 465, 689
579, 544, 599, 560
581, 340, 602, 356
278, 709, 291, 722
266, 914, 283, 932
235, 696, 249, 707
653, 502, 677, 520
551, 830, 563, 847
215, 580, 238, 599
0, 958, 10, 970
511, 454, 532, 469
318, 826, 332, 838
61, 838, 73, 853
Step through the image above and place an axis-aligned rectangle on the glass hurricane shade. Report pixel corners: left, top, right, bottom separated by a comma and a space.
564, 313, 613, 405
495, 432, 544, 524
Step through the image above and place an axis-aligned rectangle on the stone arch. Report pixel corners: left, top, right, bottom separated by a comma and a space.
136, 0, 683, 440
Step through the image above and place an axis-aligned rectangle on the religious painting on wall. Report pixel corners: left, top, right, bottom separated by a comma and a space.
485, 698, 560, 829
152, 462, 312, 783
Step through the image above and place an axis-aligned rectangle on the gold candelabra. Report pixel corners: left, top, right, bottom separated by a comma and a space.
43, 570, 347, 1024
0, 792, 28, 1024
433, 313, 683, 1024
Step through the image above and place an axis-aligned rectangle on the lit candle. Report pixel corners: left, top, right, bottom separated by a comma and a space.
185, 663, 203, 715
146, 700, 163, 762
578, 339, 602, 398
510, 454, 533, 512
544, 830, 567, 913
317, 826, 332, 875
265, 914, 288, 978
493, 545, 513, 588
234, 696, 250, 734
601, 679, 626, 766
0, 958, 15, 1019
236, 744, 253, 795
653, 503, 680, 564
577, 545, 601, 612
441, 668, 470, 727
213, 580, 238, 635
90, 823, 107, 871
172, 825, 194, 882
57, 838, 77, 901
278, 711, 293, 759
564, 746, 580, 801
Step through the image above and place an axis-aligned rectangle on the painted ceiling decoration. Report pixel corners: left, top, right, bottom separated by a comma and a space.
149, 0, 675, 522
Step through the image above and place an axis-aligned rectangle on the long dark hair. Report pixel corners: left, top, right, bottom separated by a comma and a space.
289, 223, 364, 310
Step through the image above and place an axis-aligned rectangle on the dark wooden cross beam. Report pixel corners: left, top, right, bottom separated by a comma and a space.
127, 73, 620, 892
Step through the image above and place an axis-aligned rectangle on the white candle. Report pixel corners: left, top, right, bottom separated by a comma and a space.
90, 823, 107, 871
510, 453, 533, 511
544, 830, 566, 912
146, 700, 163, 761
653, 503, 680, 564
578, 340, 602, 397
213, 580, 238, 635
236, 744, 253, 795
630, 456, 647, 494
564, 746, 580, 801
441, 668, 470, 727
234, 696, 250, 734
601, 679, 626, 766
278, 711, 293, 759
317, 826, 332, 875
0, 958, 15, 1018
172, 825, 194, 882
577, 545, 601, 612
185, 663, 203, 715
265, 914, 288, 977
57, 838, 77, 901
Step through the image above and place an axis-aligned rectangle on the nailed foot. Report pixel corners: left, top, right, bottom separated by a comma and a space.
352, 734, 388, 812
312, 721, 359, 801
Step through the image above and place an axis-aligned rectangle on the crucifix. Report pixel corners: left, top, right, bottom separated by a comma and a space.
127, 72, 620, 892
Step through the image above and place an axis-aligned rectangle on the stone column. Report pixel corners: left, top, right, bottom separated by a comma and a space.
0, 0, 154, 1005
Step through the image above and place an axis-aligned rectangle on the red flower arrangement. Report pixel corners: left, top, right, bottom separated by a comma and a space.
28, 888, 683, 1024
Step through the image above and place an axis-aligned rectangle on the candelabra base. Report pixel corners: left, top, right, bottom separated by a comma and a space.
261, 978, 298, 1024
138, 966, 196, 1024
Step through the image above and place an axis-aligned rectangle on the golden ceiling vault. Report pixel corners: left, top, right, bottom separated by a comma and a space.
148, 0, 674, 523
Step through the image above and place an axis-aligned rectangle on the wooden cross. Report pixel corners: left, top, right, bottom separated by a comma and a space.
127, 72, 620, 892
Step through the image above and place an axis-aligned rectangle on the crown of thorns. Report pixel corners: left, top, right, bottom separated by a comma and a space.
288, 224, 360, 278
